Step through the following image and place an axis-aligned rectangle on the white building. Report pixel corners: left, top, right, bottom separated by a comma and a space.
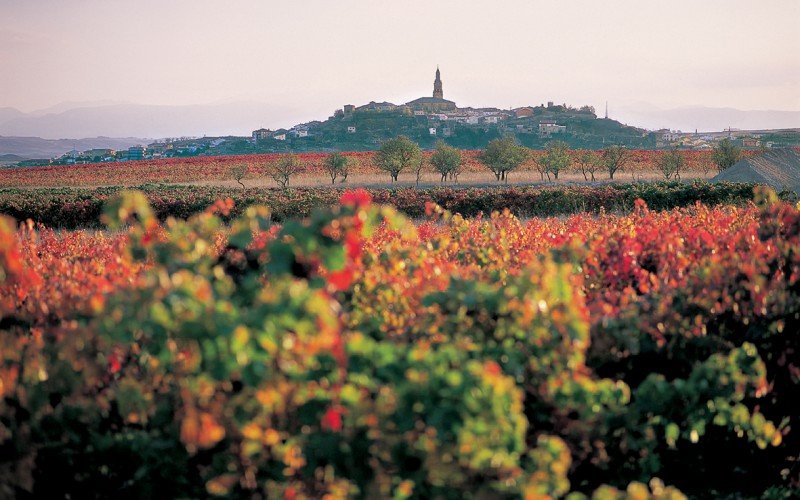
273, 134, 286, 141
347, 126, 356, 133
538, 121, 566, 134
429, 127, 437, 135
661, 131, 680, 142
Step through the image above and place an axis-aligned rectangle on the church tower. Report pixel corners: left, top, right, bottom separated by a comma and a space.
433, 66, 443, 99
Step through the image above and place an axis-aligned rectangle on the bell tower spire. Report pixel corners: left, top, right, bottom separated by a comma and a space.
433, 66, 443, 99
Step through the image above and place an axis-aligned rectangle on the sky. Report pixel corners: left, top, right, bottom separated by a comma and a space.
1, 0, 798, 134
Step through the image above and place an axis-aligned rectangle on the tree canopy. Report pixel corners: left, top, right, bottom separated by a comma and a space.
376, 136, 421, 182
575, 150, 600, 182
712, 138, 743, 173
478, 136, 528, 182
429, 141, 463, 183
539, 141, 571, 181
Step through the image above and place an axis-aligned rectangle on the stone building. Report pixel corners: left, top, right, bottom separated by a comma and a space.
433, 66, 443, 99
405, 67, 457, 113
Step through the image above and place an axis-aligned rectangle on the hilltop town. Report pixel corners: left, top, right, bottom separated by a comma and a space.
250, 67, 651, 153
11, 68, 799, 167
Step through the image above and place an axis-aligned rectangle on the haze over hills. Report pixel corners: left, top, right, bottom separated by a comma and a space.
614, 104, 800, 133
1, 101, 798, 141
0, 101, 299, 141
0, 136, 149, 160
0, 100, 798, 159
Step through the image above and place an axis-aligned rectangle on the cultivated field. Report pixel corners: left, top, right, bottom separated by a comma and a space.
0, 150, 744, 189
1, 151, 798, 499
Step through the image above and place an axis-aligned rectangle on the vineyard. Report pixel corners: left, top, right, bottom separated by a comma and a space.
1, 187, 798, 498
0, 150, 754, 188
0, 181, 759, 229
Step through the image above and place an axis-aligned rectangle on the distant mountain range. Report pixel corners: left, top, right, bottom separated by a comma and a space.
0, 136, 148, 160
0, 101, 298, 143
614, 104, 800, 133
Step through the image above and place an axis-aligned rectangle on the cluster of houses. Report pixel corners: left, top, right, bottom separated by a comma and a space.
250, 102, 580, 145
50, 138, 226, 164
251, 124, 315, 143
655, 128, 782, 150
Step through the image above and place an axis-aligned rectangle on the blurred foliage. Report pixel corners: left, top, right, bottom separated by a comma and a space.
0, 186, 798, 498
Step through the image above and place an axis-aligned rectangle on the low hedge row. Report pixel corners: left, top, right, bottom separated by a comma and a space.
0, 181, 760, 228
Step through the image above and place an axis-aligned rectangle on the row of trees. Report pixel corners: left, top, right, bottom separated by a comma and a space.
373, 136, 641, 185
234, 152, 353, 189
479, 137, 744, 184
245, 136, 744, 188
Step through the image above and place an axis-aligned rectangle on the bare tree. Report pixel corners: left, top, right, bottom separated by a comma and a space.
231, 164, 248, 188
339, 158, 350, 183
268, 154, 302, 189
673, 150, 685, 180
414, 157, 426, 186
575, 150, 600, 182
700, 158, 713, 178
323, 152, 348, 185
601, 145, 631, 180
657, 148, 685, 180
532, 156, 548, 181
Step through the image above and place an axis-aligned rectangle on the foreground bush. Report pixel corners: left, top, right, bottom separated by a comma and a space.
1, 189, 798, 498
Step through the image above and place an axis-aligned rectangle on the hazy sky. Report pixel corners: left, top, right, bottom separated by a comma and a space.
1, 0, 798, 129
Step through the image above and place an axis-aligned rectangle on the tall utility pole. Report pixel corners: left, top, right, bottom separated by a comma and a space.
605, 102, 608, 119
